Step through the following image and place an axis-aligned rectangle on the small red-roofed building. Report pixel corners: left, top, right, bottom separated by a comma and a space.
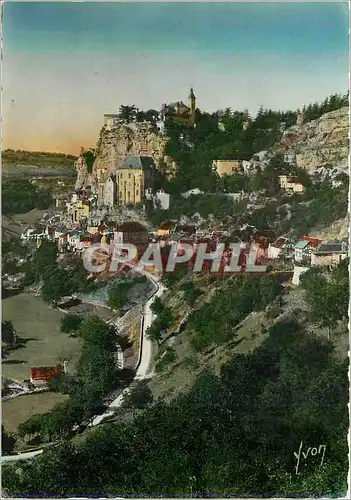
30, 364, 63, 387
279, 175, 305, 194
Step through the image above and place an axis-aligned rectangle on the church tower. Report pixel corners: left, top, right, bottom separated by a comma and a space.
188, 87, 196, 125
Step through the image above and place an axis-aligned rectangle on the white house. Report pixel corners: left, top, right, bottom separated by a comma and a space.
104, 174, 116, 207
283, 153, 295, 165
242, 160, 252, 174
181, 188, 204, 198
268, 237, 289, 259
104, 114, 120, 131
279, 175, 305, 194
145, 189, 170, 210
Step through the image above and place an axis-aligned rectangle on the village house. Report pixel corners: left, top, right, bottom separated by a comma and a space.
103, 174, 117, 207
72, 199, 90, 224
241, 160, 253, 174
212, 159, 243, 177
279, 175, 305, 194
145, 188, 170, 210
311, 241, 348, 268
115, 156, 156, 205
30, 364, 64, 387
283, 153, 295, 165
152, 220, 175, 237
104, 113, 120, 131
55, 194, 68, 208
294, 236, 322, 264
117, 221, 149, 244
268, 237, 290, 259
181, 188, 204, 198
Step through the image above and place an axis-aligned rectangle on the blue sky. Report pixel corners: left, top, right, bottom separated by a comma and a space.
3, 2, 349, 153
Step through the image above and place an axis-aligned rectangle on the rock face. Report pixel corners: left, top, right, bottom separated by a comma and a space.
74, 152, 93, 191
311, 215, 349, 241
277, 106, 349, 172
92, 123, 176, 184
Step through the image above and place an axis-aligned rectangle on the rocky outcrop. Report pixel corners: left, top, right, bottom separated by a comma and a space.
92, 123, 176, 184
311, 215, 349, 241
74, 150, 93, 191
277, 106, 349, 172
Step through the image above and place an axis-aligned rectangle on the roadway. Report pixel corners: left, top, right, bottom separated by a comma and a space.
2, 270, 166, 463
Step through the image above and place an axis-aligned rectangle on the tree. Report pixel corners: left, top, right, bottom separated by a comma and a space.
2, 425, 16, 454
121, 380, 154, 409
300, 260, 349, 340
41, 268, 73, 303
118, 105, 137, 123
79, 316, 116, 351
2, 320, 16, 345
107, 281, 133, 310
150, 296, 164, 315
60, 314, 83, 334
181, 282, 199, 306
146, 323, 163, 345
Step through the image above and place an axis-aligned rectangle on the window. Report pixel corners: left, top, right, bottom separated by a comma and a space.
136, 190, 139, 196
120, 173, 123, 179
129, 173, 131, 179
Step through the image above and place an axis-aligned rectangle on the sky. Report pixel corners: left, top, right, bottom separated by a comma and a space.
2, 1, 349, 154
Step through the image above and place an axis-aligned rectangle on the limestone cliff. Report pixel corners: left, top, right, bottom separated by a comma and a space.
74, 151, 93, 191
92, 123, 176, 184
276, 106, 349, 172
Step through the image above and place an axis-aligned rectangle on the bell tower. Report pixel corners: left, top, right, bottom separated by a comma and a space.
188, 87, 196, 125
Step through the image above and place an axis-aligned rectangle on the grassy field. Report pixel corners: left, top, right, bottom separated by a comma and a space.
2, 293, 82, 382
148, 310, 269, 402
2, 392, 69, 434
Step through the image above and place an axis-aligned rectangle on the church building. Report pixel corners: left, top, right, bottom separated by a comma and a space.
116, 155, 156, 205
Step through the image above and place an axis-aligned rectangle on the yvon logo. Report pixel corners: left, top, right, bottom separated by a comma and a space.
294, 441, 326, 474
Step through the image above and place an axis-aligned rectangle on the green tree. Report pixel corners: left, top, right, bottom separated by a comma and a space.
121, 380, 154, 409
181, 282, 199, 306
1, 425, 16, 454
2, 320, 16, 345
118, 105, 137, 123
60, 314, 83, 334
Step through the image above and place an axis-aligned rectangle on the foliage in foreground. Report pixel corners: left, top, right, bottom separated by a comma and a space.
2, 179, 52, 215
3, 322, 348, 497
17, 316, 119, 443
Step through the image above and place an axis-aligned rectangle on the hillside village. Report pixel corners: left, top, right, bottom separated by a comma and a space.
2, 90, 349, 496
10, 91, 349, 289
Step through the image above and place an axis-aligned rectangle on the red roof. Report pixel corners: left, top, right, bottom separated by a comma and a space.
301, 236, 322, 248
30, 364, 62, 381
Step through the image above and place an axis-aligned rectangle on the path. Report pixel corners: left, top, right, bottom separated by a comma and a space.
91, 272, 165, 423
2, 270, 166, 462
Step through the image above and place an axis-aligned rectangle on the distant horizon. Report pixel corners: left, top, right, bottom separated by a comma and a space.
2, 89, 349, 156
3, 2, 348, 155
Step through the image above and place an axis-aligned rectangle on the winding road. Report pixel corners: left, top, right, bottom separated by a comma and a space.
1, 270, 166, 463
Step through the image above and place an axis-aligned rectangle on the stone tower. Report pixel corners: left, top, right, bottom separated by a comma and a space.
188, 87, 196, 125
